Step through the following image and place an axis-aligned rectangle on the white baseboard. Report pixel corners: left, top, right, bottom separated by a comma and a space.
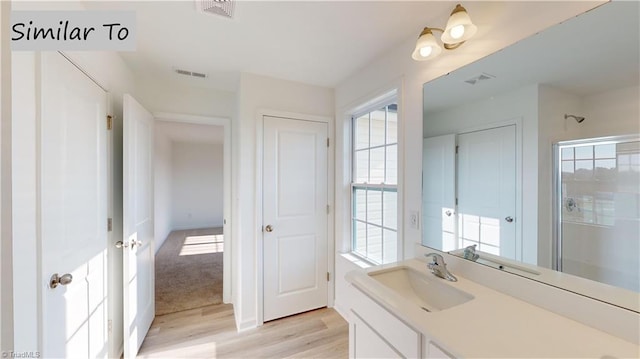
171, 223, 224, 231
333, 300, 350, 322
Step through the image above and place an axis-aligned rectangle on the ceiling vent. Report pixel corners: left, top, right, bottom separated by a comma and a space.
196, 0, 235, 19
464, 72, 496, 85
174, 68, 208, 79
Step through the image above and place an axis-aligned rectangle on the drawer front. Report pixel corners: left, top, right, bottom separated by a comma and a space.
350, 285, 421, 358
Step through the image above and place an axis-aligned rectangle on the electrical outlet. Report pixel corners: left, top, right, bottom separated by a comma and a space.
409, 210, 419, 229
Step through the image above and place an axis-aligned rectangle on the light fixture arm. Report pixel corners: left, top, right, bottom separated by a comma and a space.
421, 27, 465, 50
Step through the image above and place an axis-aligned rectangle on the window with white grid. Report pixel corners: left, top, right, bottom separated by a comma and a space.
352, 102, 398, 264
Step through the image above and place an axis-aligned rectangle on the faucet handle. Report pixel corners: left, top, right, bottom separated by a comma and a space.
424, 252, 445, 265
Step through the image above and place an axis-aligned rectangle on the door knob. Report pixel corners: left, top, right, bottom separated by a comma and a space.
505, 216, 514, 223
265, 225, 273, 233
445, 210, 452, 217
131, 239, 143, 248
115, 240, 129, 249
49, 273, 73, 289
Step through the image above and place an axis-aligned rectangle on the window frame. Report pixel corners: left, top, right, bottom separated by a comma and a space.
350, 100, 399, 265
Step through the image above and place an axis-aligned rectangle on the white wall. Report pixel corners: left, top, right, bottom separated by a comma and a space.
154, 130, 173, 253
581, 85, 640, 138
233, 72, 334, 330
171, 142, 224, 230
332, 2, 603, 319
0, 0, 14, 352
537, 85, 583, 268
135, 75, 235, 118
424, 85, 539, 264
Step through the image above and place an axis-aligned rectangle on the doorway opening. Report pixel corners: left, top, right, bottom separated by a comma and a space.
153, 117, 230, 315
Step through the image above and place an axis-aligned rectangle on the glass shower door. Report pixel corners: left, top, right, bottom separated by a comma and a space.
555, 136, 640, 292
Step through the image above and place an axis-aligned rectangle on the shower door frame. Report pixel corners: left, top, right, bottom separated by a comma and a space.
552, 134, 640, 272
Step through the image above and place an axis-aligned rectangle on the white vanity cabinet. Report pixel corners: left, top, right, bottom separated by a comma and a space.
425, 341, 455, 359
348, 284, 422, 358
346, 259, 640, 358
350, 314, 402, 358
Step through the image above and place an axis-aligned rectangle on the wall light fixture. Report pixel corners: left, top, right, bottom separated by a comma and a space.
412, 4, 477, 61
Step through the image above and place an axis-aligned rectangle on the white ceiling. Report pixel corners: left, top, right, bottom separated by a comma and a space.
423, 1, 640, 115
71, 1, 612, 93
79, 1, 497, 91
156, 120, 224, 145
12, 1, 609, 100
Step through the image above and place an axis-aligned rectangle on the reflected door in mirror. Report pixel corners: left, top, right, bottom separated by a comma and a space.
458, 125, 517, 259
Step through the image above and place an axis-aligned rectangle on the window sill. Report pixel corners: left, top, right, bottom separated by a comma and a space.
339, 252, 377, 269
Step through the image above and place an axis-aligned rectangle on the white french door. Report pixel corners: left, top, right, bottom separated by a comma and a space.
457, 125, 517, 259
262, 116, 328, 322
122, 94, 155, 357
39, 52, 109, 357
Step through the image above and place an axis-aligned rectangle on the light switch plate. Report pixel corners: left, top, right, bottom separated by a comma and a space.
409, 210, 419, 230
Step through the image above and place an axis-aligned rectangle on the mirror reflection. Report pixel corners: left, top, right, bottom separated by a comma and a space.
555, 136, 639, 292
421, 1, 639, 307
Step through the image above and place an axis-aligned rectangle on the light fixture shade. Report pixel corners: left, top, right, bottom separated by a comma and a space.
411, 28, 443, 61
441, 4, 478, 44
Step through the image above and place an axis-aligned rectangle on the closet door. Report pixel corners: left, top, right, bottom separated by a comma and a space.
457, 125, 516, 259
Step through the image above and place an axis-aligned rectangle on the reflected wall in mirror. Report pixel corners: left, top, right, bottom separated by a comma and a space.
421, 1, 639, 310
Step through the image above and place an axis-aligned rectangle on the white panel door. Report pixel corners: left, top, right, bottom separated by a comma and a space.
40, 52, 109, 357
422, 134, 457, 251
263, 116, 328, 322
123, 94, 155, 357
457, 125, 516, 259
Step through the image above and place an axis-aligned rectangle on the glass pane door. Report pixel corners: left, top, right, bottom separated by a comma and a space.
556, 136, 640, 292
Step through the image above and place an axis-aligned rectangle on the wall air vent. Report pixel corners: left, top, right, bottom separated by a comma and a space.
196, 0, 235, 19
464, 72, 496, 85
174, 68, 208, 79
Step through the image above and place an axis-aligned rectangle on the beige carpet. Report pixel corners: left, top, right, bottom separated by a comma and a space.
155, 227, 223, 316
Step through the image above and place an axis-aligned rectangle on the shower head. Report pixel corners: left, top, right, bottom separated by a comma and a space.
564, 114, 585, 123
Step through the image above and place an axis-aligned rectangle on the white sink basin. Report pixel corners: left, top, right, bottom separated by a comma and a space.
368, 266, 474, 312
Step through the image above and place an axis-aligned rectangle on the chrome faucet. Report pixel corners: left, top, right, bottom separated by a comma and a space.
425, 253, 458, 282
463, 244, 480, 262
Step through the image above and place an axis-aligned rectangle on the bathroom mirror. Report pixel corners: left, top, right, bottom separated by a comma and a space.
421, 1, 639, 311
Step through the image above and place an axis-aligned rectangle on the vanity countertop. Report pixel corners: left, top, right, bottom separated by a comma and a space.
345, 259, 640, 358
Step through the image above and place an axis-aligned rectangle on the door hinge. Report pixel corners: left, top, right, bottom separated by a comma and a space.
326, 204, 330, 214
327, 138, 330, 147
107, 218, 113, 232
455, 198, 458, 205
327, 272, 330, 282
108, 319, 113, 335
455, 145, 459, 154
107, 115, 113, 130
